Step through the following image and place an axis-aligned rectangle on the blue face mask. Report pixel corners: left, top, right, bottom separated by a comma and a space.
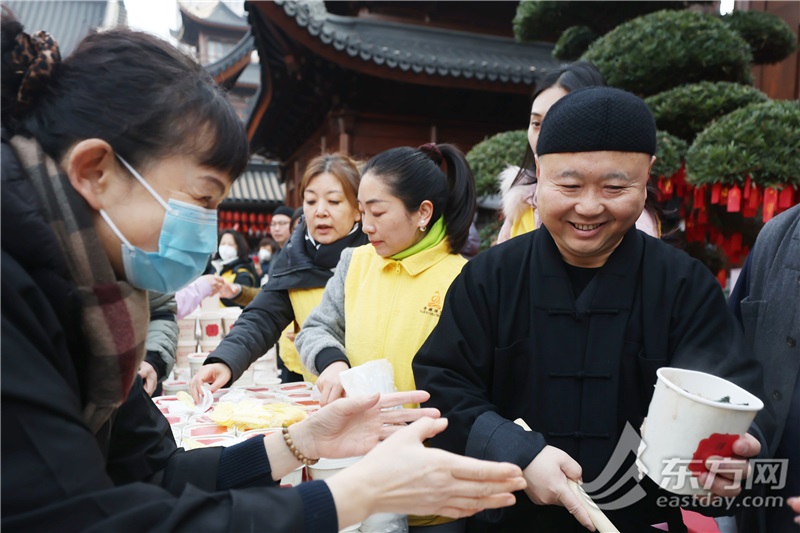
98, 155, 218, 293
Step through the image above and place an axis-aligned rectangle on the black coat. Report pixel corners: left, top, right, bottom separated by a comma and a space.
1, 135, 335, 532
413, 226, 768, 533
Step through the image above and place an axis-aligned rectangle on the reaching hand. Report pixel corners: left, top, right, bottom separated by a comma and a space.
326, 417, 526, 529
289, 390, 440, 460
198, 274, 225, 296
189, 362, 231, 403
218, 282, 240, 300
138, 361, 158, 396
522, 445, 595, 531
316, 361, 349, 406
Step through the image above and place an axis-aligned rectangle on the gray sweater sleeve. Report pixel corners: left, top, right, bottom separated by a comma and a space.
295, 248, 353, 375
146, 291, 179, 380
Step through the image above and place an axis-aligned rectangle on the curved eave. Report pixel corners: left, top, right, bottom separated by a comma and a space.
207, 31, 256, 85
252, 1, 558, 95
179, 3, 248, 32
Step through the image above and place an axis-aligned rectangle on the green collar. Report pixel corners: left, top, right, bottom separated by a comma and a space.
391, 217, 446, 260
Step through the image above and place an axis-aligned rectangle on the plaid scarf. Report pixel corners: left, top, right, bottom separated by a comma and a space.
10, 135, 149, 433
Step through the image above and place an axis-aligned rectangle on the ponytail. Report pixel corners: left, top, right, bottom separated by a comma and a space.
362, 143, 477, 253
437, 144, 477, 252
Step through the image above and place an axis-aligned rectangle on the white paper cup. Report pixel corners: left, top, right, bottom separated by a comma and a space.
177, 317, 198, 341
198, 311, 224, 341
280, 466, 304, 488
175, 340, 198, 370
188, 352, 209, 379
162, 379, 190, 395
182, 434, 236, 450
638, 367, 763, 496
231, 366, 255, 387
198, 339, 221, 354
221, 307, 242, 337
306, 456, 363, 481
182, 423, 235, 439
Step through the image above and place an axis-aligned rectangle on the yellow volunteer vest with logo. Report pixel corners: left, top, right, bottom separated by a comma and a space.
279, 287, 325, 383
343, 240, 466, 395
344, 240, 465, 528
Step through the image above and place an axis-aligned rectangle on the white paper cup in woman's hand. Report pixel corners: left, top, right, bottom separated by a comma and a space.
638, 367, 763, 496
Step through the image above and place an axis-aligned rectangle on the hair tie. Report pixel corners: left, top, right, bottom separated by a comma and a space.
11, 30, 61, 109
418, 143, 443, 166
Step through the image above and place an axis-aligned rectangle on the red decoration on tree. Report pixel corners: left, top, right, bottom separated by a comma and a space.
778, 186, 795, 209
693, 185, 706, 209
743, 175, 751, 199
658, 176, 673, 199
710, 183, 722, 204
716, 269, 727, 289
726, 185, 741, 213
763, 188, 778, 222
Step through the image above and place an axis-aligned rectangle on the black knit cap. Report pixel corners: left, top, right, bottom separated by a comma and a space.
537, 86, 657, 156
273, 206, 294, 218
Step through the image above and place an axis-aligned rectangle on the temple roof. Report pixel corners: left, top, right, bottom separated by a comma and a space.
4, 0, 125, 57
223, 160, 284, 207
178, 0, 246, 30
267, 0, 558, 86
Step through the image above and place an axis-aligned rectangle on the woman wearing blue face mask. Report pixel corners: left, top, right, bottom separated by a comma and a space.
214, 229, 257, 307
1, 14, 529, 533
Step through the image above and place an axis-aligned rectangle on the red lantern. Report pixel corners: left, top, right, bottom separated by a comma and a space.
763, 188, 778, 222
727, 185, 742, 213
778, 186, 795, 209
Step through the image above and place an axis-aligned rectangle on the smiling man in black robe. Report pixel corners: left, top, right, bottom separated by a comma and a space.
413, 87, 770, 532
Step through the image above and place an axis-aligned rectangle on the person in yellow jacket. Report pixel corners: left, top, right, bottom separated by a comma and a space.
295, 143, 477, 406
189, 153, 368, 400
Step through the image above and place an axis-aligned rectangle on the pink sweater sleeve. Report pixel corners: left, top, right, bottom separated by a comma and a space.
176, 278, 213, 319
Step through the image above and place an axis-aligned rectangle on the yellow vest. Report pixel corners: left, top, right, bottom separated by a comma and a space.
279, 287, 325, 383
510, 205, 537, 239
343, 240, 466, 394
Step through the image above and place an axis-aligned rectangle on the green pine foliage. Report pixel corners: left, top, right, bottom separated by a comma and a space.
581, 10, 753, 97
466, 130, 528, 197
646, 82, 768, 142
685, 100, 800, 187
652, 131, 688, 178
722, 10, 798, 64
513, 1, 691, 43
553, 26, 597, 61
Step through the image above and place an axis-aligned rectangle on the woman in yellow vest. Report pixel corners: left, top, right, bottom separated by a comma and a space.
215, 229, 257, 307
189, 153, 368, 399
295, 143, 477, 406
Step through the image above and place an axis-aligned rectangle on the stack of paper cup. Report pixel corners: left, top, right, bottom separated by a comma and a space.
638, 367, 763, 496
198, 310, 223, 342
175, 340, 199, 376
221, 307, 242, 337
177, 312, 198, 341
198, 310, 223, 353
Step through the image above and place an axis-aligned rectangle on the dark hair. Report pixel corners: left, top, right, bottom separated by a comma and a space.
219, 229, 250, 260
361, 144, 477, 252
300, 152, 361, 210
514, 61, 606, 187
258, 237, 278, 251
1, 16, 248, 179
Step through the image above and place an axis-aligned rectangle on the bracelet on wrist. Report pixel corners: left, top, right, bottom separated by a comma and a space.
282, 425, 319, 466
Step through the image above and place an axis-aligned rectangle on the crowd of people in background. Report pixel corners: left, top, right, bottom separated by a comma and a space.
2, 6, 798, 533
